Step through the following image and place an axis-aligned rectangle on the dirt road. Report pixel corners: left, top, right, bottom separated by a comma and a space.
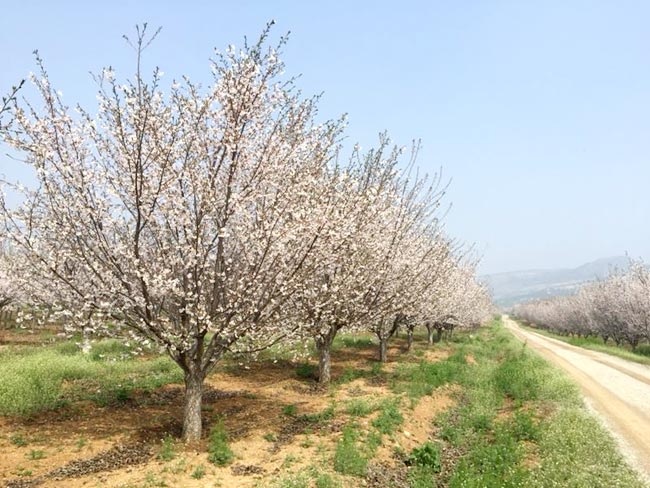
504, 316, 650, 480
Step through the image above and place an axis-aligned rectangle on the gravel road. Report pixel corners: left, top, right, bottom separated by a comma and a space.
504, 315, 650, 480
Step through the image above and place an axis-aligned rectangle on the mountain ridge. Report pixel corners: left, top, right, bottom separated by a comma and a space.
482, 256, 631, 308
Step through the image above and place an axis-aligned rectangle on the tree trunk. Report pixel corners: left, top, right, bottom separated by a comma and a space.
317, 341, 332, 384
435, 328, 443, 343
426, 325, 434, 345
406, 329, 413, 351
182, 370, 204, 443
379, 337, 388, 362
315, 332, 337, 384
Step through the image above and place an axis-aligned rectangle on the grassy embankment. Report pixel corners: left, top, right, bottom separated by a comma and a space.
0, 319, 645, 487
515, 321, 650, 366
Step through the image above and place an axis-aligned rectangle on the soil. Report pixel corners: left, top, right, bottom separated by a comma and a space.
0, 338, 455, 488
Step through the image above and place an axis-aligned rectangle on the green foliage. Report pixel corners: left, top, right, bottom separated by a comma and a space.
263, 432, 277, 442
295, 362, 317, 379
27, 449, 45, 460
407, 442, 441, 471
10, 434, 28, 447
273, 471, 310, 488
75, 437, 87, 451
344, 398, 376, 417
87, 339, 136, 361
371, 398, 403, 435
335, 367, 366, 384
435, 319, 644, 487
207, 420, 234, 466
493, 350, 541, 402
157, 434, 176, 461
282, 404, 298, 417
315, 472, 341, 488
408, 466, 437, 488
333, 424, 367, 477
0, 343, 181, 416
528, 407, 644, 487
337, 336, 375, 349
15, 467, 33, 477
299, 404, 335, 424
392, 354, 463, 400
190, 464, 205, 479
633, 343, 650, 357
509, 410, 540, 442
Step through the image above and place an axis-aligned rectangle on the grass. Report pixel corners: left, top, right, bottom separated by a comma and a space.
10, 433, 28, 447
371, 397, 403, 435
295, 362, 318, 379
407, 441, 442, 471
190, 464, 205, 479
392, 352, 464, 401
344, 398, 377, 417
207, 419, 234, 466
0, 319, 644, 487
75, 437, 87, 451
282, 403, 298, 417
517, 322, 650, 366
426, 318, 644, 488
157, 434, 176, 462
333, 424, 368, 477
27, 449, 45, 460
0, 339, 182, 416
272, 467, 343, 488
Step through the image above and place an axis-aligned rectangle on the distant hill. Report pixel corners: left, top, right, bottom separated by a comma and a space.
482, 256, 631, 308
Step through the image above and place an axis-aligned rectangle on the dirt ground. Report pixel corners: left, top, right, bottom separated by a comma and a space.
0, 337, 455, 488
505, 316, 650, 481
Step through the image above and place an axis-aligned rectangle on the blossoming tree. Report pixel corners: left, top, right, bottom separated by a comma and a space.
0, 26, 343, 442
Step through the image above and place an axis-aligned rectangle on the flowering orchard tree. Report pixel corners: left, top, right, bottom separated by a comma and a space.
0, 26, 344, 442
422, 258, 492, 342
0, 247, 20, 314
513, 259, 650, 349
293, 138, 406, 382
0, 80, 23, 130
363, 162, 452, 362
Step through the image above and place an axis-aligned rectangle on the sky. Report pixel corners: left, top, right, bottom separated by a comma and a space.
1, 0, 649, 274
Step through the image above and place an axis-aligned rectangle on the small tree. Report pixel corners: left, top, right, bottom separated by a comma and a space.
0, 25, 343, 442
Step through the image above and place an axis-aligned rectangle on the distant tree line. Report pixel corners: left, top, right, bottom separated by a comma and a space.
513, 259, 650, 349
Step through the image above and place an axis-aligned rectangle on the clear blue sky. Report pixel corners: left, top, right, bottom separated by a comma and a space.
2, 0, 649, 274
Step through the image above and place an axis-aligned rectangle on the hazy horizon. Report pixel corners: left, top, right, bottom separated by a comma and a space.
2, 1, 649, 275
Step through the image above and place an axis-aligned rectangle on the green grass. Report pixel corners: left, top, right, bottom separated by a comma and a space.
299, 404, 336, 424
190, 464, 205, 479
10, 434, 28, 447
430, 319, 644, 488
282, 404, 298, 417
207, 419, 234, 466
371, 397, 403, 435
344, 398, 377, 417
333, 424, 368, 477
333, 335, 375, 350
0, 340, 182, 416
295, 362, 318, 379
407, 441, 442, 472
27, 449, 45, 460
391, 352, 465, 401
157, 434, 177, 462
518, 322, 650, 366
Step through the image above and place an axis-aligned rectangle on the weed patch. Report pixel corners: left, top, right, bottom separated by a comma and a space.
207, 420, 233, 466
